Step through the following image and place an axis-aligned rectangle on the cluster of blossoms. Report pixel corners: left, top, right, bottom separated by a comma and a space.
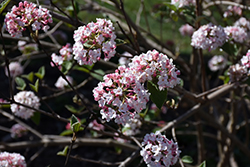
171, 0, 195, 8
128, 50, 181, 90
4, 1, 52, 37
51, 43, 73, 68
73, 18, 116, 65
10, 124, 28, 138
88, 119, 105, 131
228, 64, 248, 82
5, 62, 24, 77
55, 75, 73, 89
179, 24, 194, 37
223, 5, 242, 18
18, 41, 38, 54
234, 17, 250, 37
224, 26, 248, 43
93, 66, 150, 125
208, 55, 227, 71
11, 91, 40, 119
0, 152, 26, 167
241, 50, 250, 68
140, 131, 181, 167
191, 23, 226, 51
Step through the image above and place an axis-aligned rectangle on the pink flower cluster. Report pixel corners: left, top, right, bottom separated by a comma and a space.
93, 66, 150, 125
18, 41, 38, 54
228, 64, 248, 82
208, 55, 227, 71
73, 18, 116, 65
191, 23, 226, 51
128, 50, 181, 90
234, 17, 250, 37
223, 5, 242, 18
5, 62, 23, 77
88, 119, 105, 131
171, 0, 195, 8
55, 75, 73, 89
4, 1, 52, 37
10, 124, 28, 138
179, 24, 194, 37
224, 26, 247, 43
11, 91, 40, 119
51, 43, 73, 67
0, 152, 26, 167
140, 131, 181, 167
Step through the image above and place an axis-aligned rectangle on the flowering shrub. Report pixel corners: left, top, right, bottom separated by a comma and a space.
140, 131, 180, 167
0, 152, 26, 167
11, 91, 40, 119
4, 1, 52, 37
10, 124, 28, 138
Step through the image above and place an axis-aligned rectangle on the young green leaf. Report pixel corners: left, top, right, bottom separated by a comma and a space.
182, 155, 193, 164
57, 146, 69, 156
29, 79, 39, 92
199, 161, 206, 167
60, 130, 74, 136
22, 72, 34, 82
35, 66, 45, 79
31, 112, 41, 125
15, 77, 26, 90
0, 0, 11, 15
90, 69, 105, 81
70, 115, 83, 133
147, 81, 168, 109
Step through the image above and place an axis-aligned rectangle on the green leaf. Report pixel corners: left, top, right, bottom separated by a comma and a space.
170, 11, 178, 21
31, 112, 40, 125
15, 77, 26, 90
182, 155, 193, 164
147, 81, 168, 109
22, 72, 34, 82
35, 66, 45, 80
73, 66, 90, 73
29, 79, 39, 92
163, 2, 178, 11
0, 0, 11, 14
57, 146, 69, 156
60, 130, 73, 136
115, 38, 127, 46
65, 105, 85, 114
70, 115, 83, 133
221, 42, 239, 56
61, 61, 73, 74
199, 161, 206, 167
90, 69, 105, 81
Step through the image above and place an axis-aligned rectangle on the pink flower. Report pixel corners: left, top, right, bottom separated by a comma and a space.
0, 152, 26, 167
228, 64, 248, 82
5, 62, 23, 77
4, 1, 52, 37
179, 24, 194, 36
10, 124, 28, 138
11, 91, 40, 119
88, 120, 105, 131
140, 131, 181, 167
208, 55, 227, 71
241, 50, 250, 68
191, 23, 226, 51
51, 44, 73, 68
73, 18, 116, 65
234, 17, 250, 38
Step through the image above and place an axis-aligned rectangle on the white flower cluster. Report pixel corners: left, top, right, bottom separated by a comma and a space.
191, 23, 226, 51
140, 131, 181, 167
0, 152, 26, 167
208, 55, 227, 71
10, 124, 28, 138
224, 26, 248, 43
228, 64, 248, 82
171, 0, 195, 8
73, 18, 116, 65
11, 91, 40, 119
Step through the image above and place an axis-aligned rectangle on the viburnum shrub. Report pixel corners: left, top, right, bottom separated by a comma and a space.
1, 0, 250, 167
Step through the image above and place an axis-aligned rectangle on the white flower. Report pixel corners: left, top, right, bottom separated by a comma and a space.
55, 75, 73, 89
5, 62, 23, 77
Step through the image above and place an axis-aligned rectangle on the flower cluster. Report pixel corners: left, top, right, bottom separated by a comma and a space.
241, 50, 250, 68
93, 66, 150, 125
5, 62, 24, 77
234, 17, 250, 37
4, 1, 52, 37
171, 0, 195, 8
11, 91, 40, 119
191, 23, 226, 51
51, 43, 73, 68
88, 119, 105, 131
118, 52, 133, 66
18, 41, 38, 54
55, 75, 73, 89
208, 55, 227, 71
73, 18, 116, 65
10, 124, 28, 138
128, 50, 181, 90
179, 24, 194, 36
224, 26, 248, 43
223, 5, 242, 18
140, 131, 181, 167
0, 152, 26, 167
228, 64, 248, 82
